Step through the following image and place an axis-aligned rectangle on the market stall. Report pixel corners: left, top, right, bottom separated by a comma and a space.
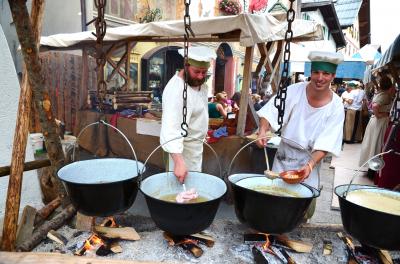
371, 33, 400, 189
38, 13, 324, 171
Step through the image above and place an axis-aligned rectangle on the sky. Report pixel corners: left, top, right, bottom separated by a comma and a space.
370, 0, 400, 52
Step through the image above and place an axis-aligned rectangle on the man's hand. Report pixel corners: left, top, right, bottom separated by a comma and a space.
256, 117, 271, 148
171, 153, 188, 183
297, 159, 315, 182
256, 132, 268, 148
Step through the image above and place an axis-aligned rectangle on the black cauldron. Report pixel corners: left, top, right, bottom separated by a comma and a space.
229, 174, 320, 234
58, 158, 145, 217
335, 184, 400, 250
140, 171, 227, 235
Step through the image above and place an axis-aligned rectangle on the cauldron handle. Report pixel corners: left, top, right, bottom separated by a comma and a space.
141, 136, 223, 184
72, 120, 141, 176
344, 149, 394, 198
227, 135, 321, 189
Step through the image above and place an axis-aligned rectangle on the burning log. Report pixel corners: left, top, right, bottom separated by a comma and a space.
17, 204, 76, 252
275, 234, 313, 253
163, 232, 203, 258
187, 232, 215, 247
93, 226, 140, 241
74, 234, 103, 256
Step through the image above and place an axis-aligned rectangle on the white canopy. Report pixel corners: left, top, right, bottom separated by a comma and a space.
40, 13, 324, 50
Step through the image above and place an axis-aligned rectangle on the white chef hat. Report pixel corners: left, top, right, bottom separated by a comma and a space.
178, 46, 217, 68
308, 51, 344, 73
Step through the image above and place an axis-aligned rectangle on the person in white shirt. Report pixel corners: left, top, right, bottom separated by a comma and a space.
160, 46, 216, 183
256, 51, 345, 189
341, 83, 355, 109
344, 81, 366, 142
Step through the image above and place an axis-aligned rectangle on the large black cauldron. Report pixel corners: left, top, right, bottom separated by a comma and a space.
58, 158, 144, 217
229, 174, 320, 234
335, 184, 400, 250
140, 171, 227, 235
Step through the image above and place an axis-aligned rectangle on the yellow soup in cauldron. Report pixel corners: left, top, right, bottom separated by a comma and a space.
346, 189, 400, 216
253, 185, 299, 197
159, 194, 209, 203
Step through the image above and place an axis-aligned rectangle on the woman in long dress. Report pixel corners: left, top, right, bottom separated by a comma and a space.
359, 76, 395, 169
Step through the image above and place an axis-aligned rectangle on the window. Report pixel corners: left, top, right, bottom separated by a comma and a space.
100, 0, 137, 21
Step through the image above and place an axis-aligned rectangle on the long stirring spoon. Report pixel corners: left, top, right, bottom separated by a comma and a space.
263, 147, 279, 180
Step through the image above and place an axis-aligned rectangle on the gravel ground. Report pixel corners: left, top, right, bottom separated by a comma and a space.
33, 215, 400, 264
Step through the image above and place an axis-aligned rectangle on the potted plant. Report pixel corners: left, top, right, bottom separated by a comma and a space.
218, 0, 242, 16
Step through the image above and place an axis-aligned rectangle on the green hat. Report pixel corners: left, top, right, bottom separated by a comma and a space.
308, 51, 344, 73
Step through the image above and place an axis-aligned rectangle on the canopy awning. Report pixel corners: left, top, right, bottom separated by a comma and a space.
39, 13, 324, 51
373, 34, 400, 72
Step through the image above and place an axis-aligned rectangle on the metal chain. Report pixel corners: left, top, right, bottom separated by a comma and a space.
92, 0, 107, 112
273, 0, 295, 135
181, 0, 195, 137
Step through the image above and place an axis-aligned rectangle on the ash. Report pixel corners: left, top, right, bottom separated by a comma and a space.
33, 215, 400, 264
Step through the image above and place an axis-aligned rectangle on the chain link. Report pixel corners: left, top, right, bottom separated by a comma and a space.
274, 0, 295, 135
91, 0, 107, 112
181, 0, 195, 137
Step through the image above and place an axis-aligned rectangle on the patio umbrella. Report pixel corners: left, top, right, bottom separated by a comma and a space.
352, 44, 382, 65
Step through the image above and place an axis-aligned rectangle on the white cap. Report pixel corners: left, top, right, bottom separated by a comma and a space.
178, 46, 217, 68
308, 51, 344, 73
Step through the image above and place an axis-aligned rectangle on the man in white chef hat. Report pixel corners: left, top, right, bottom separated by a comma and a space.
160, 46, 216, 183
256, 51, 344, 216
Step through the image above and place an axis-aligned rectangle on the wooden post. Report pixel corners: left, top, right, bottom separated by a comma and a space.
236, 46, 254, 136
0, 0, 44, 252
2, 0, 66, 251
125, 41, 132, 91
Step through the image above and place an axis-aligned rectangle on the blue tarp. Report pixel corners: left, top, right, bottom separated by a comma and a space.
304, 61, 367, 79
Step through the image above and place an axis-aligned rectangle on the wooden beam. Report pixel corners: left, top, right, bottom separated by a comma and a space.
125, 42, 132, 91
0, 252, 164, 264
106, 50, 128, 82
106, 55, 128, 81
0, 159, 51, 178
1, 0, 46, 252
236, 46, 254, 136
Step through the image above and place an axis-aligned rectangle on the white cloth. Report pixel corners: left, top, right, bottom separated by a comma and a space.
257, 82, 345, 188
308, 51, 344, 65
341, 90, 355, 109
348, 89, 366, 110
160, 73, 209, 171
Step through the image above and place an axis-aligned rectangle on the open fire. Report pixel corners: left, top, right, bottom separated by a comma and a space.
163, 232, 215, 258
73, 217, 135, 257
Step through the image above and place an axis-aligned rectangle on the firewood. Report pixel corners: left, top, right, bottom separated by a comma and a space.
94, 226, 140, 241
275, 234, 313, 253
188, 232, 215, 247
47, 229, 68, 245
34, 196, 62, 226
17, 204, 76, 252
163, 232, 203, 258
378, 250, 393, 264
110, 241, 123, 253
75, 212, 94, 231
16, 206, 37, 248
